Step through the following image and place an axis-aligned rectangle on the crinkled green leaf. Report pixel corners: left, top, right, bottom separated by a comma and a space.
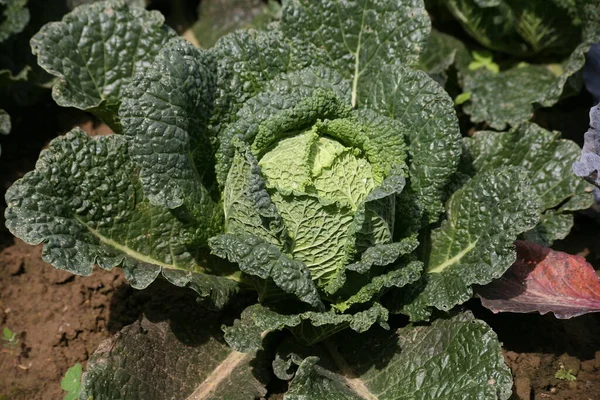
0, 0, 29, 43
30, 0, 176, 131
0, 108, 9, 135
522, 211, 574, 246
445, 0, 581, 57
359, 64, 462, 223
418, 28, 470, 85
462, 66, 557, 130
192, 0, 280, 49
209, 233, 323, 309
120, 38, 219, 220
264, 66, 351, 103
210, 29, 326, 137
216, 85, 350, 187
4, 129, 237, 308
347, 237, 419, 274
273, 192, 355, 286
67, 0, 145, 9
278, 311, 512, 400
398, 167, 540, 320
334, 260, 423, 312
223, 147, 288, 246
224, 303, 389, 353
463, 122, 593, 244
464, 123, 593, 210
282, 0, 430, 106
82, 314, 268, 399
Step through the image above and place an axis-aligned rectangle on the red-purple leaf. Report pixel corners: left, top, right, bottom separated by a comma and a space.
476, 241, 600, 319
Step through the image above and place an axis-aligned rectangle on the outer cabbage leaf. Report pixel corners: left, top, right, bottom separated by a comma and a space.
418, 29, 470, 85
0, 0, 29, 43
120, 38, 218, 218
209, 234, 323, 309
192, 0, 280, 49
461, 3, 600, 130
394, 167, 540, 321
224, 303, 389, 353
276, 311, 512, 400
445, 0, 581, 57
82, 306, 268, 399
281, 0, 430, 106
359, 64, 462, 223
4, 129, 237, 308
463, 122, 594, 244
30, 0, 176, 131
333, 260, 423, 312
462, 66, 556, 130
210, 29, 326, 136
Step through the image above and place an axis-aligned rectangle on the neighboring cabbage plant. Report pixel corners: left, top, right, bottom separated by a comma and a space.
420, 0, 600, 130
4, 0, 593, 398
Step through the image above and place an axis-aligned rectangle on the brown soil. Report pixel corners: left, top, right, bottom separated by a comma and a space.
0, 240, 126, 399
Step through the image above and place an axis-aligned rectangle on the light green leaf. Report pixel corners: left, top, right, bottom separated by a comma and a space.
60, 363, 82, 400
454, 92, 471, 105
30, 0, 176, 131
0, 0, 29, 43
192, 0, 280, 48
282, 0, 430, 106
4, 129, 237, 308
278, 311, 512, 400
209, 233, 323, 309
463, 122, 594, 244
120, 38, 218, 220
273, 192, 355, 286
224, 147, 288, 246
359, 64, 462, 224
81, 311, 268, 399
216, 84, 350, 187
399, 167, 540, 320
224, 303, 389, 353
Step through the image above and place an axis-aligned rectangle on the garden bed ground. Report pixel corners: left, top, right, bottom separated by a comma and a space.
2, 100, 600, 400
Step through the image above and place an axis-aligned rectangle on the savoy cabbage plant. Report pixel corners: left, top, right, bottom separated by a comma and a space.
4, 0, 593, 398
421, 0, 600, 130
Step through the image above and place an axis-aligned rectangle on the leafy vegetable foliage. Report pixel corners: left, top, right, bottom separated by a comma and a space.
4, 0, 594, 398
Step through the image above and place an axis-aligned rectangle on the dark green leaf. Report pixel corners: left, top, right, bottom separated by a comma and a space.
30, 0, 176, 131
282, 0, 430, 106
278, 311, 512, 400
359, 64, 462, 223
399, 167, 540, 320
5, 129, 237, 308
